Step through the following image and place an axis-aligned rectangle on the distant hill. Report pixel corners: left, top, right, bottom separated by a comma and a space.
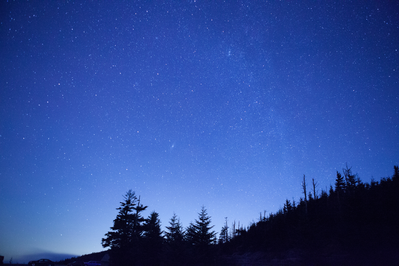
57, 251, 108, 265
5, 253, 79, 265
219, 166, 399, 265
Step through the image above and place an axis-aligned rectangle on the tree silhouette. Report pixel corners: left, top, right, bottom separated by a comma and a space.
335, 171, 345, 192
283, 199, 293, 214
393, 165, 399, 181
186, 206, 216, 247
164, 213, 186, 265
102, 190, 136, 266
142, 211, 163, 265
101, 190, 147, 266
302, 175, 308, 214
312, 178, 318, 199
343, 164, 357, 194
98, 166, 399, 265
186, 206, 216, 263
218, 217, 229, 244
224, 165, 399, 264
165, 213, 185, 244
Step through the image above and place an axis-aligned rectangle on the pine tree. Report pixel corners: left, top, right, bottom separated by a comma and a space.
329, 185, 334, 196
186, 206, 216, 247
102, 190, 147, 266
335, 171, 345, 209
186, 206, 217, 264
165, 213, 185, 244
164, 213, 186, 265
132, 196, 147, 239
142, 211, 163, 265
283, 199, 292, 214
393, 165, 399, 181
308, 191, 313, 201
343, 164, 357, 193
335, 171, 345, 193
218, 217, 229, 244
143, 211, 163, 243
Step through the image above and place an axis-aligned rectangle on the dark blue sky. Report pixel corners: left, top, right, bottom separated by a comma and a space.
1, 0, 398, 262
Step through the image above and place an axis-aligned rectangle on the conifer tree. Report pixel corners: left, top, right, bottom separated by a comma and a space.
186, 206, 216, 247
308, 191, 313, 201
283, 199, 292, 214
132, 196, 147, 239
343, 164, 357, 193
219, 217, 229, 244
165, 213, 185, 244
329, 185, 334, 196
335, 171, 345, 210
164, 213, 186, 265
102, 190, 147, 266
186, 206, 217, 264
393, 165, 399, 181
142, 211, 163, 265
335, 171, 345, 193
143, 211, 163, 242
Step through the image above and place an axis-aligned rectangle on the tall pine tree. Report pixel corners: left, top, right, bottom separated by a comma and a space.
102, 190, 147, 266
218, 217, 229, 244
186, 206, 216, 264
165, 213, 186, 265
142, 211, 163, 265
165, 213, 185, 244
186, 206, 216, 247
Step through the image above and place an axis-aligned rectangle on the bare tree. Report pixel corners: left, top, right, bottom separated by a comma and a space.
302, 175, 307, 201
231, 220, 236, 239
312, 178, 318, 200
259, 210, 267, 221
302, 175, 308, 214
219, 217, 229, 244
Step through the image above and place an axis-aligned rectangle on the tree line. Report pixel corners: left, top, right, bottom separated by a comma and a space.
102, 165, 399, 265
101, 191, 217, 265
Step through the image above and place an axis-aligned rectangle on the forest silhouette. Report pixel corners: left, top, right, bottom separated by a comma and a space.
84, 165, 399, 265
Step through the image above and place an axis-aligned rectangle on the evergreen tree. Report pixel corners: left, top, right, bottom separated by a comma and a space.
132, 196, 147, 239
185, 222, 196, 245
393, 165, 399, 181
329, 185, 334, 196
321, 189, 328, 199
335, 171, 345, 193
164, 213, 187, 265
292, 199, 296, 209
185, 206, 216, 264
165, 213, 185, 244
308, 191, 313, 201
142, 211, 163, 265
343, 164, 357, 193
143, 211, 163, 243
102, 190, 147, 266
335, 171, 345, 215
186, 206, 216, 247
218, 217, 229, 244
283, 199, 292, 214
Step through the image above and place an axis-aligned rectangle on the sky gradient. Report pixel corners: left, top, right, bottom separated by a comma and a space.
1, 0, 398, 262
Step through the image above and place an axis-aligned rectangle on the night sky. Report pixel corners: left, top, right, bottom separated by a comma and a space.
1, 0, 398, 262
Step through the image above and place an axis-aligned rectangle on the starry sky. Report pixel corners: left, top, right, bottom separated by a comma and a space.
1, 0, 398, 262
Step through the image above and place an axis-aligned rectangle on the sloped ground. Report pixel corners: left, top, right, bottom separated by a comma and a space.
217, 246, 399, 266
